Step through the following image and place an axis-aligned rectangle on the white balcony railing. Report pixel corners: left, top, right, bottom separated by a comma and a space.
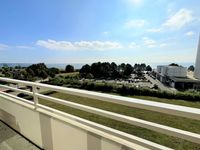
0, 77, 200, 150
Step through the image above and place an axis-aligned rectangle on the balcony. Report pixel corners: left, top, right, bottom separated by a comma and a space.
0, 120, 40, 150
0, 77, 200, 150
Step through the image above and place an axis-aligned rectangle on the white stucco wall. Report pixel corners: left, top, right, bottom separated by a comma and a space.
0, 94, 133, 150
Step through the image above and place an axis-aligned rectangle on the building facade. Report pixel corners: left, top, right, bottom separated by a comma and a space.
156, 65, 200, 90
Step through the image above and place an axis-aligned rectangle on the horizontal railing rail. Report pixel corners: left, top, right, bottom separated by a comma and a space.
0, 84, 33, 95
0, 77, 200, 120
37, 93, 200, 144
0, 77, 200, 149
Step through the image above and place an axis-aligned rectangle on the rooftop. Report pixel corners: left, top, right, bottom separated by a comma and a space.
169, 76, 200, 83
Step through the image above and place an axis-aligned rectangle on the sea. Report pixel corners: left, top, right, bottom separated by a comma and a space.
0, 63, 83, 70
0, 62, 194, 70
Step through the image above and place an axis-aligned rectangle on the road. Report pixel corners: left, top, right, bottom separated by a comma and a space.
145, 74, 176, 92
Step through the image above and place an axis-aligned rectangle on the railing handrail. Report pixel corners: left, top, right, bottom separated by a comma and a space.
0, 77, 200, 120
36, 93, 200, 144
0, 77, 200, 148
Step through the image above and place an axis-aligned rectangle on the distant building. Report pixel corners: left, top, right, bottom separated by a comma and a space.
155, 36, 200, 90
156, 65, 200, 90
158, 65, 187, 77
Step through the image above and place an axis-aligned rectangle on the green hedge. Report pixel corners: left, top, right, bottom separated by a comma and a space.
44, 77, 200, 102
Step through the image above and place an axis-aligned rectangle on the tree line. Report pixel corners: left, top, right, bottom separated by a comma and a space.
0, 63, 59, 81
0, 62, 153, 80
79, 62, 152, 79
4, 62, 196, 81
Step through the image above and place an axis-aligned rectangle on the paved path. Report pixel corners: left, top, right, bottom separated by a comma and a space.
145, 74, 176, 92
0, 121, 41, 150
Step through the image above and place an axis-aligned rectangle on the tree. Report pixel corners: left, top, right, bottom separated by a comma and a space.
15, 65, 22, 69
146, 65, 152, 71
80, 64, 90, 73
123, 64, 133, 77
79, 62, 140, 79
26, 63, 49, 80
134, 63, 146, 71
140, 63, 146, 71
80, 64, 91, 78
40, 70, 48, 79
110, 62, 119, 78
26, 63, 48, 77
49, 67, 60, 78
91, 62, 102, 78
119, 63, 126, 72
26, 68, 35, 76
188, 65, 194, 71
65, 65, 74, 73
169, 63, 179, 66
110, 62, 117, 71
101, 62, 112, 78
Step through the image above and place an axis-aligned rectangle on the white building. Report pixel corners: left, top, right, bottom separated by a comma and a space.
155, 36, 200, 90
163, 66, 187, 77
194, 35, 200, 79
155, 65, 192, 89
157, 65, 164, 74
157, 65, 187, 77
156, 65, 200, 89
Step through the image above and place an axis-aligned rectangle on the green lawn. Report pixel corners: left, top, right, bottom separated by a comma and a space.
131, 95, 200, 109
39, 92, 200, 150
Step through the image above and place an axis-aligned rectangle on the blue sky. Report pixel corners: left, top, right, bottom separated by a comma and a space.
0, 0, 200, 65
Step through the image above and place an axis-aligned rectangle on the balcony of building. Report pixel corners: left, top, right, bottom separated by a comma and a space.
0, 77, 200, 150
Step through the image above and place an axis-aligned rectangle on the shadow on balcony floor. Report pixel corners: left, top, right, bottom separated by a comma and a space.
0, 120, 41, 150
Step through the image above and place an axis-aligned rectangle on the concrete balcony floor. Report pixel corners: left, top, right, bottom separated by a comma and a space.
0, 121, 41, 150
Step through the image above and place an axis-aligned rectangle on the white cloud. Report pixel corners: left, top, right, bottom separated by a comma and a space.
16, 45, 34, 49
0, 44, 9, 50
128, 42, 140, 49
36, 39, 172, 51
0, 44, 34, 50
124, 19, 146, 29
185, 31, 195, 36
141, 37, 169, 48
147, 28, 162, 33
74, 41, 123, 50
142, 37, 157, 48
37, 40, 74, 50
163, 8, 194, 30
147, 8, 194, 32
36, 39, 123, 51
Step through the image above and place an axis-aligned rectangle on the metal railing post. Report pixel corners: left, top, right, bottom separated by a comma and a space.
33, 85, 38, 109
